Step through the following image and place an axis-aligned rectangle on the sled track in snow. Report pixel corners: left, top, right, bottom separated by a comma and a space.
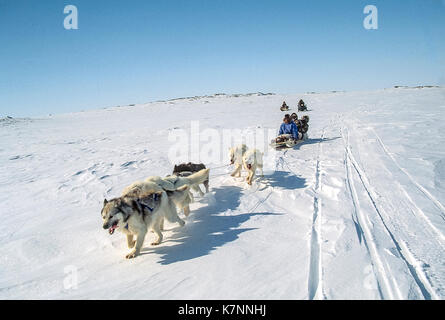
279, 130, 325, 299
342, 126, 395, 299
342, 126, 439, 300
246, 188, 274, 214
307, 129, 324, 300
371, 128, 445, 237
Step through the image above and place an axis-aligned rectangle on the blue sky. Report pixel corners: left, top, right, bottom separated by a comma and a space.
0, 0, 444, 117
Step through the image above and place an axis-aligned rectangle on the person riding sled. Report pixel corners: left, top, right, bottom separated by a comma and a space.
298, 99, 307, 111
270, 114, 302, 148
278, 114, 300, 141
296, 115, 309, 140
280, 101, 290, 111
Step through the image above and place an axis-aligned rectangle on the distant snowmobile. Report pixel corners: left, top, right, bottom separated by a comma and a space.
298, 99, 308, 112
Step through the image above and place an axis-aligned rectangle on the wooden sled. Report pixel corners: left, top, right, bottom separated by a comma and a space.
270, 134, 304, 149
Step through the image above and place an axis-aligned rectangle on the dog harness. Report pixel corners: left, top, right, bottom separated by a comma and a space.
118, 194, 160, 231
138, 193, 159, 215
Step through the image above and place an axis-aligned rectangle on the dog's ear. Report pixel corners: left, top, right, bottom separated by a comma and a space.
103, 199, 108, 206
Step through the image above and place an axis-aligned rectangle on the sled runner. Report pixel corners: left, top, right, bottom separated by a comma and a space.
270, 134, 304, 149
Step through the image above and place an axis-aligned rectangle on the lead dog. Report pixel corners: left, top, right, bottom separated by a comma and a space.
229, 144, 248, 177
242, 149, 264, 185
101, 184, 188, 259
229, 144, 263, 185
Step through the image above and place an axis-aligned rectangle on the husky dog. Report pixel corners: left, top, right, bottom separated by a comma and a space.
101, 186, 188, 259
122, 178, 193, 220
242, 149, 264, 185
173, 163, 209, 196
141, 168, 209, 216
229, 144, 248, 177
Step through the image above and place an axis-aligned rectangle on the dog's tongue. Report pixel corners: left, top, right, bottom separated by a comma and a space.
109, 224, 118, 235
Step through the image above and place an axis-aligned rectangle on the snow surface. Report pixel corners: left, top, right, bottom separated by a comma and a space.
1, 87, 444, 299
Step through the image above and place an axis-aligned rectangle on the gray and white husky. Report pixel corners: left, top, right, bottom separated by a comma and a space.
101, 185, 189, 259
147, 168, 210, 216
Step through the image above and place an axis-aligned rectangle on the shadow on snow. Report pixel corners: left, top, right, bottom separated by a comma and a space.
260, 170, 307, 189
141, 185, 280, 264
292, 136, 341, 150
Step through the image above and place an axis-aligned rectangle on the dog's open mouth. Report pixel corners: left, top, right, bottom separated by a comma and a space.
109, 222, 118, 235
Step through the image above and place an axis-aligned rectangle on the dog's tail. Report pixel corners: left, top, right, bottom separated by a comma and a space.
145, 176, 176, 191
122, 181, 164, 198
185, 168, 210, 185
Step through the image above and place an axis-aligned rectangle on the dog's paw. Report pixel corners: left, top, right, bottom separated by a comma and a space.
151, 241, 161, 246
125, 250, 138, 259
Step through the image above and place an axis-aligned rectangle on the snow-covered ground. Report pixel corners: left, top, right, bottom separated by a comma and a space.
1, 87, 444, 299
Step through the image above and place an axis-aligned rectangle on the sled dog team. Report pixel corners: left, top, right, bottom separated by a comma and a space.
101, 144, 263, 259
